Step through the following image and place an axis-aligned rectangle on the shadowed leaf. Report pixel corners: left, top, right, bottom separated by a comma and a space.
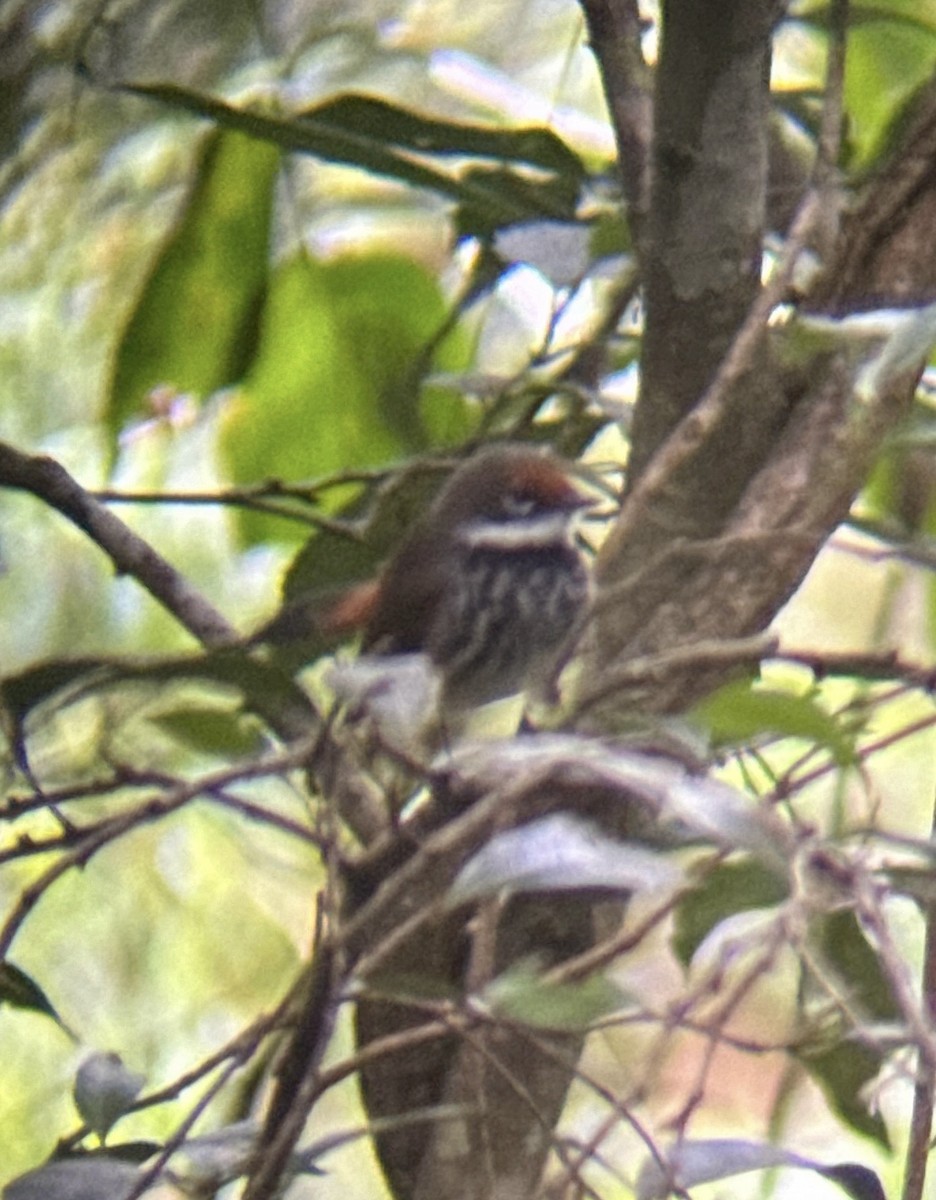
108, 128, 280, 433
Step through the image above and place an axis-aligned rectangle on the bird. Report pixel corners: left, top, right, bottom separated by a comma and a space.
324, 444, 594, 718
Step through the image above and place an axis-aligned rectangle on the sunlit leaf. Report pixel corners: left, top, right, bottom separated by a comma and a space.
694, 677, 856, 764
328, 655, 441, 756
219, 252, 471, 545
108, 128, 280, 433
494, 220, 593, 287
170, 1120, 260, 1191
441, 734, 793, 867
793, 2, 936, 166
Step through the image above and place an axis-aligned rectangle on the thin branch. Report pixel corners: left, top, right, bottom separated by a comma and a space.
244, 917, 343, 1200
125, 1054, 248, 1200
95, 484, 363, 537
0, 778, 321, 865
0, 768, 168, 821
57, 1003, 289, 1152
573, 632, 778, 718
775, 647, 936, 692
577, 0, 652, 227
0, 738, 318, 962
596, 182, 831, 579
777, 710, 936, 800
814, 0, 849, 193
841, 515, 936, 575
0, 441, 237, 648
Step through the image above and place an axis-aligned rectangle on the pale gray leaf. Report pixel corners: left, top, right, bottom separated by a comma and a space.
169, 1119, 259, 1188
3, 1159, 144, 1200
790, 303, 936, 403
450, 812, 683, 903
636, 1138, 882, 1200
328, 653, 441, 752
494, 220, 592, 286
439, 734, 792, 868
73, 1052, 145, 1140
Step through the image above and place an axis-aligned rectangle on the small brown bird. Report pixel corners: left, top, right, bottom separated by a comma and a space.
326, 445, 593, 715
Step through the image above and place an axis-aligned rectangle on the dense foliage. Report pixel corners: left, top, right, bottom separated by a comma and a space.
1, 1, 936, 1199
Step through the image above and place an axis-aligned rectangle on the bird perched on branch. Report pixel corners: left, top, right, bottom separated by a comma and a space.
325, 444, 594, 721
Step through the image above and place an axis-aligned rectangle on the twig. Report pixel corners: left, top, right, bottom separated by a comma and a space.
774, 647, 936, 692
124, 1053, 248, 1200
56, 1002, 289, 1152
573, 632, 778, 718
577, 0, 652, 226
95, 483, 363, 537
244, 905, 343, 1200
778, 710, 936, 800
0, 441, 236, 648
0, 738, 318, 962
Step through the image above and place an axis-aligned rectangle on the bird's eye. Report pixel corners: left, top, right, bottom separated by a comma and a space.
501, 491, 537, 518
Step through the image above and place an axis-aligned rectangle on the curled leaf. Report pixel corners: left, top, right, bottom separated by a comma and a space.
450, 812, 683, 903
73, 1052, 145, 1141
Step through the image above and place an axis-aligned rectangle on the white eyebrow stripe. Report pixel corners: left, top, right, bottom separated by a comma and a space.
459, 513, 574, 548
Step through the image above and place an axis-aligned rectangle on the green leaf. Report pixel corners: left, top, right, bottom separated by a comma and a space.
298, 92, 584, 181
1, 650, 316, 755
799, 1040, 891, 1147
791, 3, 936, 167
796, 910, 898, 1147
818, 909, 898, 1023
108, 128, 280, 432
693, 677, 856, 764
219, 252, 471, 545
149, 706, 265, 758
672, 860, 790, 966
1, 657, 112, 774
121, 84, 585, 230
0, 962, 75, 1037
482, 958, 624, 1031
